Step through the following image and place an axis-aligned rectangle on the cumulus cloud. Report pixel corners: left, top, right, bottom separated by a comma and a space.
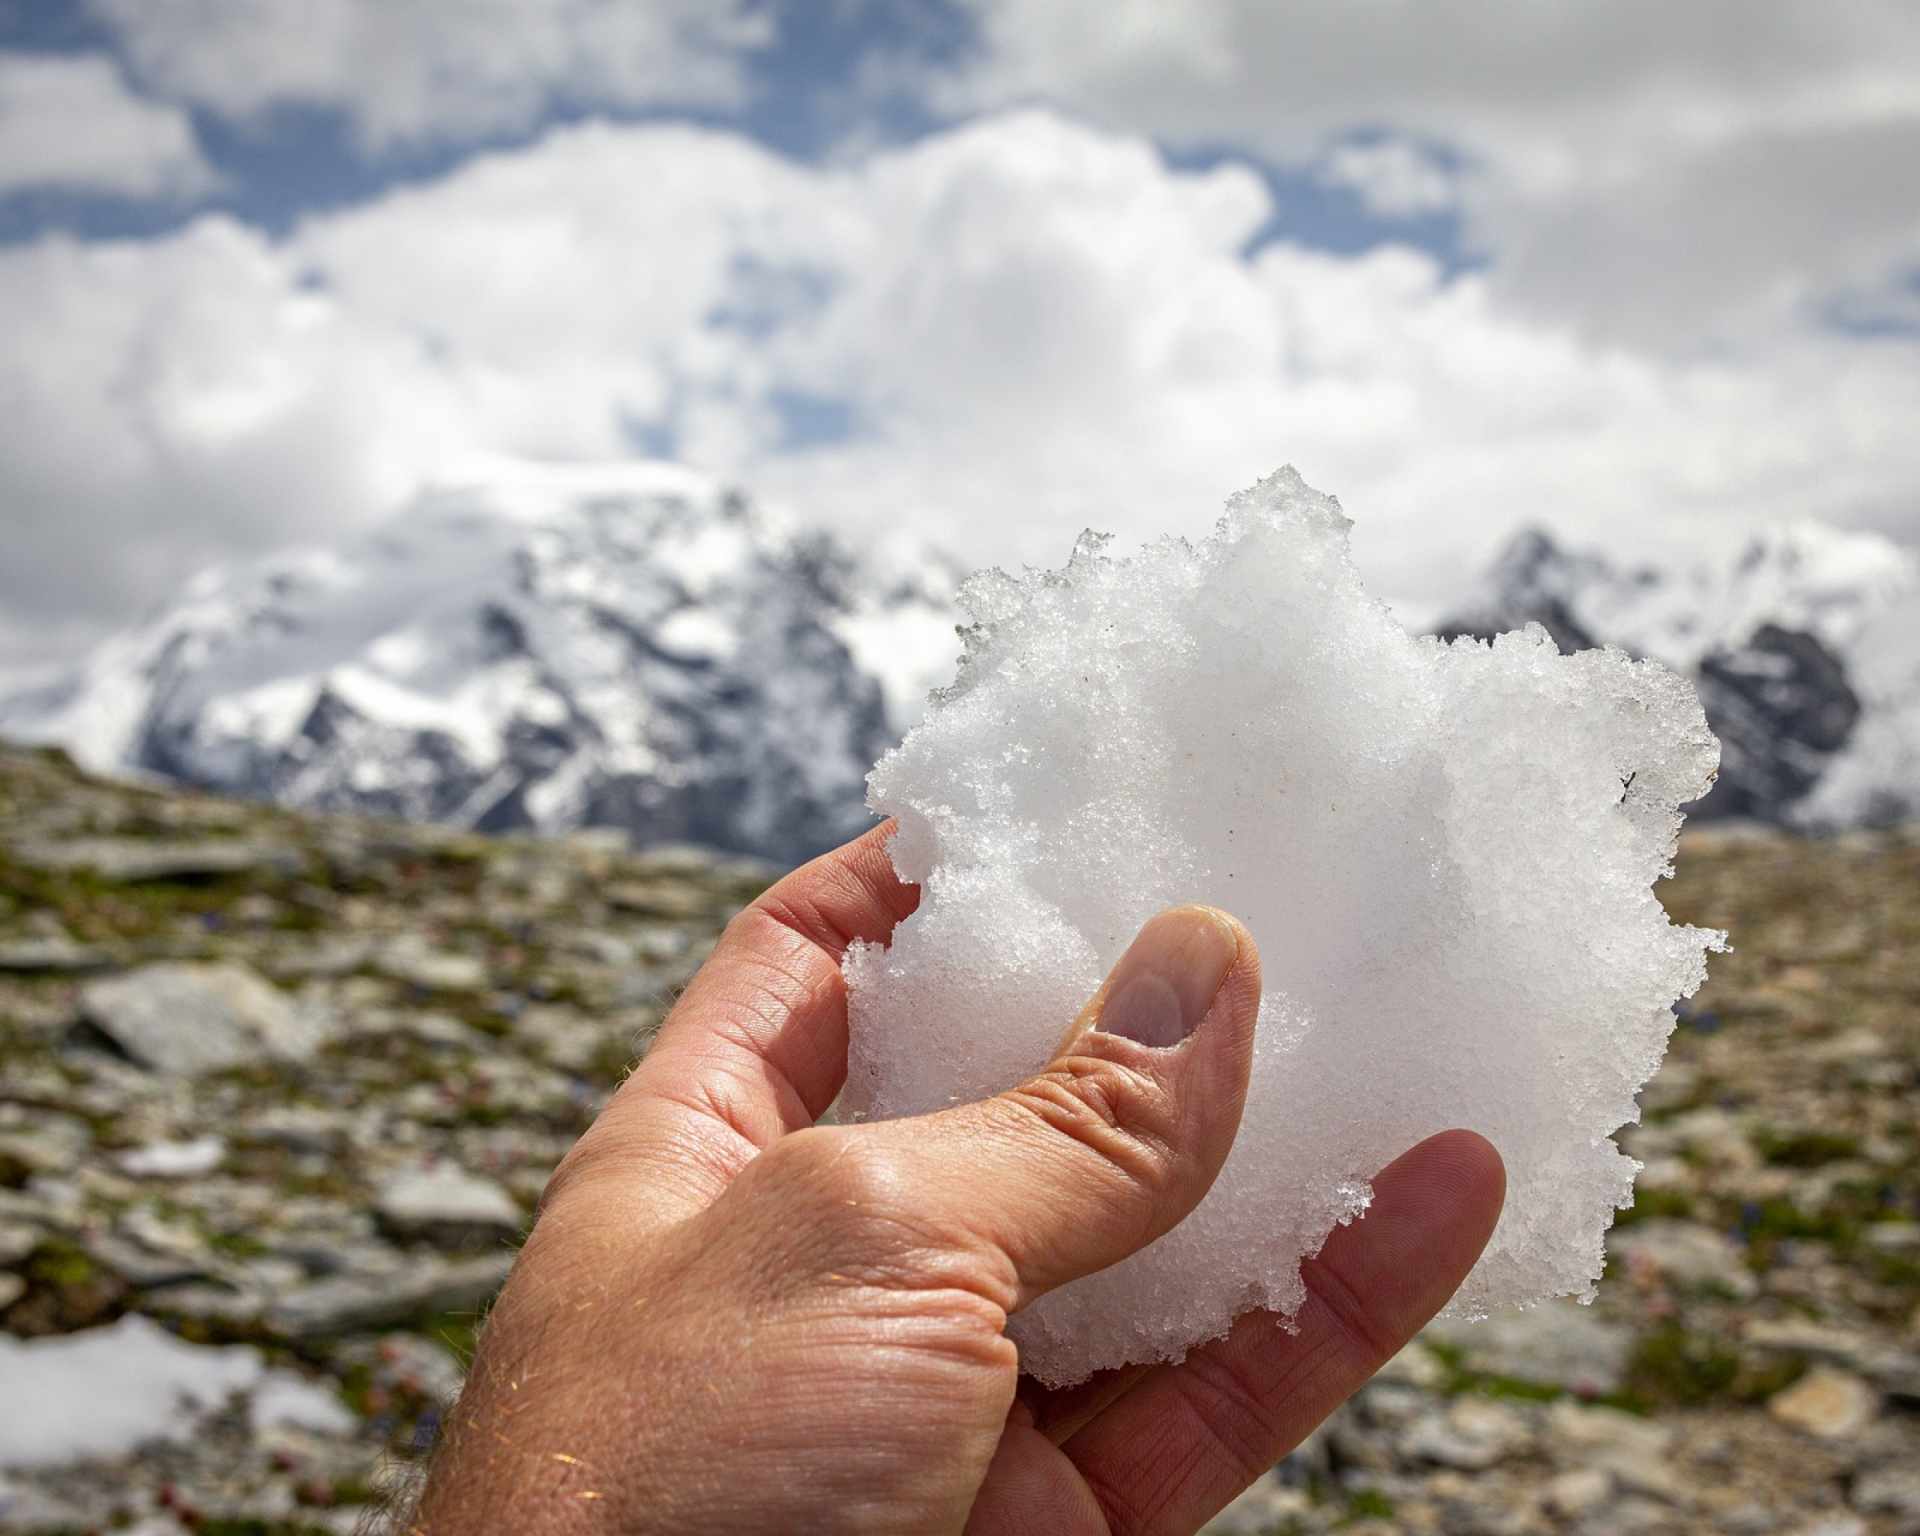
89, 0, 773, 152
934, 0, 1920, 343
1317, 137, 1457, 219
3, 109, 1916, 668
0, 52, 216, 198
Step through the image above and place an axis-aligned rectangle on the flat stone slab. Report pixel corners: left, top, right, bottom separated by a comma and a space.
265, 1252, 515, 1339
1424, 1299, 1633, 1396
0, 935, 114, 974
79, 962, 325, 1074
375, 1165, 523, 1248
11, 836, 303, 883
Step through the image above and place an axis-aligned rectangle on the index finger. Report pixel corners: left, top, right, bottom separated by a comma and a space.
542, 820, 920, 1225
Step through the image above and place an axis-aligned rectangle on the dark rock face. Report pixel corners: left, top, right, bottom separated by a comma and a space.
0, 469, 957, 865
1433, 528, 1601, 656
1694, 625, 1862, 819
1436, 527, 1881, 825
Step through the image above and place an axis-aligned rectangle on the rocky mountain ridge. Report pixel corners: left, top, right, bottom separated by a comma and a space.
0, 461, 961, 865
1439, 521, 1919, 826
2, 472, 1913, 850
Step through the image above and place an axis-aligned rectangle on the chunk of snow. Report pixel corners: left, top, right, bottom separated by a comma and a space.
247, 1373, 359, 1437
117, 1135, 225, 1178
0, 1315, 350, 1468
845, 468, 1725, 1387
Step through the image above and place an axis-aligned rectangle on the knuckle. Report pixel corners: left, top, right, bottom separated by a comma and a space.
739, 1128, 1016, 1309
534, 1132, 613, 1221
1004, 1054, 1183, 1195
747, 1126, 910, 1231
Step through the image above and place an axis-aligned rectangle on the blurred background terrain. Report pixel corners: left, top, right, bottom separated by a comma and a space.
1, 1, 1917, 1531
0, 748, 1914, 1534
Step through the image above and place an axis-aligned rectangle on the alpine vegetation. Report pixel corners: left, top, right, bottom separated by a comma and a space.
844, 468, 1727, 1387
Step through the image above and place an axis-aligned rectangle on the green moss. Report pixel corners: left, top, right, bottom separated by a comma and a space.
26, 1237, 96, 1290
1624, 1322, 1806, 1409
1342, 1488, 1396, 1522
1755, 1127, 1863, 1168
418, 1303, 485, 1366
1870, 1252, 1920, 1291
1743, 1198, 1860, 1254
1458, 1373, 1565, 1404
1614, 1187, 1698, 1227
7, 1237, 129, 1333
203, 1229, 271, 1261
1624, 1323, 1740, 1407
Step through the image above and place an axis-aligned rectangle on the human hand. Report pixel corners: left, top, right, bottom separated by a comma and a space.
403, 824, 1505, 1534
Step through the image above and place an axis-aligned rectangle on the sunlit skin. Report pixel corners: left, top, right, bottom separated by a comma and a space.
399, 822, 1505, 1535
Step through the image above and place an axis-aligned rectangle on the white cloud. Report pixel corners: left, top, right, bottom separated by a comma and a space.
89, 0, 773, 152
753, 115, 1920, 612
2, 111, 1917, 667
1318, 138, 1456, 219
0, 52, 216, 198
934, 0, 1920, 344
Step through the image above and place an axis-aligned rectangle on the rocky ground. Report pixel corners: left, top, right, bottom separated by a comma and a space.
0, 743, 1914, 1535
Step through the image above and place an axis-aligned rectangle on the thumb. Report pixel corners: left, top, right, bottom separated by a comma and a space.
871, 905, 1261, 1311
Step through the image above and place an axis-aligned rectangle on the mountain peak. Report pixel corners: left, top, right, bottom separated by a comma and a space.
0, 462, 959, 862
1438, 517, 1918, 827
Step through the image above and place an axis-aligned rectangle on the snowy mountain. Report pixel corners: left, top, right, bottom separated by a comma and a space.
1439, 522, 1920, 826
0, 462, 962, 863
5, 469, 1911, 853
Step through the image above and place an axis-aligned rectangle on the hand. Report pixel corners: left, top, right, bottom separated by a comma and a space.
403, 824, 1505, 1534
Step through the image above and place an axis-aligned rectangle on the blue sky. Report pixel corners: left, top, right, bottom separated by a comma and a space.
0, 0, 1468, 267
0, 0, 1916, 665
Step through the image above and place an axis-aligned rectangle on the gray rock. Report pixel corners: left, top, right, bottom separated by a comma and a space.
0, 933, 113, 973
239, 1106, 345, 1156
11, 836, 301, 883
142, 1281, 267, 1329
1200, 1472, 1312, 1533
85, 1232, 213, 1290
117, 1136, 225, 1178
265, 1252, 514, 1339
516, 1005, 613, 1073
375, 1165, 523, 1247
0, 1471, 87, 1529
0, 1108, 91, 1180
79, 962, 323, 1074
1546, 1399, 1674, 1462
1546, 1401, 1686, 1504
1739, 1317, 1920, 1397
375, 935, 487, 992
1545, 1467, 1612, 1518
1609, 1218, 1759, 1299
1853, 1464, 1920, 1518
261, 935, 375, 980
0, 1220, 41, 1267
1399, 1398, 1528, 1470
604, 878, 719, 921
1425, 1299, 1633, 1394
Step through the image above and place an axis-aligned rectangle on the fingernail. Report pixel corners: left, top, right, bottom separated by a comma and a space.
1095, 907, 1239, 1048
